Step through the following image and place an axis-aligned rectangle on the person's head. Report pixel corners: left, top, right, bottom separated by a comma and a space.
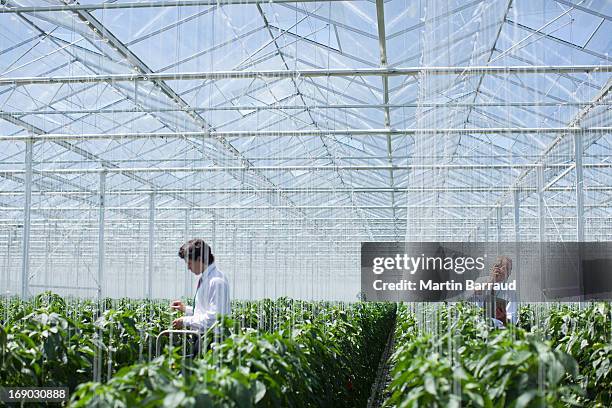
178, 239, 214, 275
491, 256, 512, 282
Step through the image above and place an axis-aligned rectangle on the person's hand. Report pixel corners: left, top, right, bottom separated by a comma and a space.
172, 317, 184, 329
170, 300, 185, 313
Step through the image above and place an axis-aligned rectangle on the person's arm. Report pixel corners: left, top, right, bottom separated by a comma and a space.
170, 300, 192, 315
182, 278, 228, 331
506, 298, 518, 325
491, 318, 506, 329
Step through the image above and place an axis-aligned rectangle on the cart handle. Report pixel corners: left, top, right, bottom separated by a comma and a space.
155, 329, 202, 357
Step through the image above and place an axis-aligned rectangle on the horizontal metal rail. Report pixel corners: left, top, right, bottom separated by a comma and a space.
0, 204, 606, 211
0, 185, 611, 194
0, 127, 609, 141
0, 0, 351, 13
1, 65, 610, 85
2, 221, 607, 233
0, 162, 610, 175
29, 284, 99, 291
1, 101, 609, 116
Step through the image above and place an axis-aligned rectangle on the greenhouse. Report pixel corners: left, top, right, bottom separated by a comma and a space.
0, 0, 610, 406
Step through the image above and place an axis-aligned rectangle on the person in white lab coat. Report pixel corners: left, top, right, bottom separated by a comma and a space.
472, 256, 518, 327
170, 239, 230, 332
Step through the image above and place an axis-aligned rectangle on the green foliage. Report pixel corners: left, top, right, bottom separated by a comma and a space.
1, 294, 395, 407
3, 293, 609, 408
0, 308, 95, 390
383, 303, 610, 408
69, 301, 395, 407
537, 303, 612, 406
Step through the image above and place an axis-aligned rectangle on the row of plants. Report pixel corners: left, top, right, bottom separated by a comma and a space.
0, 293, 358, 386
384, 303, 610, 407
1, 292, 396, 407
0, 293, 177, 388
69, 302, 395, 407
520, 303, 611, 406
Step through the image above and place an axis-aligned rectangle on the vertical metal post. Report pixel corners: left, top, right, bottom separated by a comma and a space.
513, 190, 520, 242
147, 192, 155, 299
184, 209, 190, 297
513, 189, 521, 283
4, 229, 12, 293
21, 139, 33, 299
537, 165, 546, 301
574, 133, 585, 298
75, 239, 81, 290
537, 166, 545, 242
44, 227, 49, 287
248, 234, 253, 300
574, 133, 585, 242
496, 206, 502, 256
97, 172, 106, 299
211, 213, 217, 251
484, 218, 489, 242
231, 226, 237, 300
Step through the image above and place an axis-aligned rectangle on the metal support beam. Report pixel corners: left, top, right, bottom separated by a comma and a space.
0, 221, 606, 235
574, 133, 585, 241
1, 65, 610, 85
551, 0, 612, 22
0, 100, 181, 218
44, 226, 50, 287
513, 190, 520, 242
513, 189, 521, 281
537, 165, 546, 301
1, 101, 606, 116
2, 182, 612, 195
3, 229, 13, 293
0, 203, 606, 211
97, 172, 106, 299
467, 77, 612, 240
0, 0, 348, 13
147, 193, 155, 299
248, 233, 253, 300
463, 0, 514, 128
4, 216, 609, 225
40, 1, 305, 230
496, 206, 502, 256
1, 162, 611, 176
183, 209, 191, 298
0, 127, 608, 142
20, 139, 33, 298
211, 213, 217, 255
375, 0, 398, 237
537, 166, 546, 241
255, 3, 368, 237
543, 164, 575, 191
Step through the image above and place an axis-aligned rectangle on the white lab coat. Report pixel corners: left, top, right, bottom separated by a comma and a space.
183, 263, 231, 331
474, 287, 518, 327
467, 276, 518, 326
493, 288, 518, 326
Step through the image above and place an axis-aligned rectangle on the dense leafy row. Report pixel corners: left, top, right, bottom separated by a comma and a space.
0, 293, 349, 386
1, 293, 395, 407
0, 293, 176, 388
384, 303, 610, 408
69, 302, 395, 407
521, 303, 611, 406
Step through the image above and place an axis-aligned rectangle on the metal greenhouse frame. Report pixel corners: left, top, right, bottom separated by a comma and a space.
0, 0, 610, 301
